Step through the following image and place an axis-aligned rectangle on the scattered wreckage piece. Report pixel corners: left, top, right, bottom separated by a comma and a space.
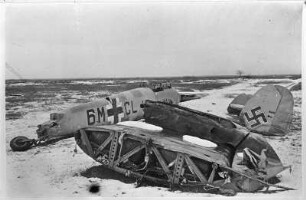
180, 93, 201, 102
227, 85, 294, 136
75, 124, 293, 195
10, 83, 199, 151
142, 100, 283, 169
286, 78, 302, 91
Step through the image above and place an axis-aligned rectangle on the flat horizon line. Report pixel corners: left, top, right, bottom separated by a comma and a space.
5, 73, 301, 81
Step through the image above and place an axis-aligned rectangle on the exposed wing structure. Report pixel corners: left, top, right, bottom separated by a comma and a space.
75, 101, 292, 195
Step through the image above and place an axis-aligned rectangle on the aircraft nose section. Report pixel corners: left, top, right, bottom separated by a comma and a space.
36, 112, 67, 140
36, 120, 60, 139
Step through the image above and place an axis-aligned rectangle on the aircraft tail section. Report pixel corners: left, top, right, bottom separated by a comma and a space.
239, 85, 294, 136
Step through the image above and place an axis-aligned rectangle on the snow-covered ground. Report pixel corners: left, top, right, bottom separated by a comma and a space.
3, 78, 303, 199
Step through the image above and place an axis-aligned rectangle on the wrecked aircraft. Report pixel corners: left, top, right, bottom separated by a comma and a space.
9, 78, 294, 194
227, 85, 294, 136
76, 101, 292, 195
10, 83, 197, 151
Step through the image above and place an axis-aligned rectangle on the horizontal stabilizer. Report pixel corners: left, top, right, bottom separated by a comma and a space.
228, 94, 253, 115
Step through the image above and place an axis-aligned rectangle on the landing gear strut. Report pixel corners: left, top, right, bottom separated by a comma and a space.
10, 135, 72, 151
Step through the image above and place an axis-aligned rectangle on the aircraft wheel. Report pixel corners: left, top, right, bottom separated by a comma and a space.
10, 136, 33, 151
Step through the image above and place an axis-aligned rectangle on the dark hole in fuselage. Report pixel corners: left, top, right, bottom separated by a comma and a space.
210, 127, 217, 134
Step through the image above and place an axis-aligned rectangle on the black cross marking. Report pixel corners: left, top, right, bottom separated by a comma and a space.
107, 98, 123, 123
244, 106, 267, 128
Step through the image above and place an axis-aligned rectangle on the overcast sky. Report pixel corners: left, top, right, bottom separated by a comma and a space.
4, 1, 303, 79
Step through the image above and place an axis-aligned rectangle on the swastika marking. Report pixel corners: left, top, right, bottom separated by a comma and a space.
244, 106, 267, 128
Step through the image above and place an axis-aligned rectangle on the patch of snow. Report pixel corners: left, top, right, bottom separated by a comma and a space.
183, 135, 217, 148
126, 80, 148, 84
70, 80, 114, 85
8, 82, 46, 86
118, 121, 163, 132
180, 79, 232, 84
178, 90, 203, 94
237, 152, 244, 158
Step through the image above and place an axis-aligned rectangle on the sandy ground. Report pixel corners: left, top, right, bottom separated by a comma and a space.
2, 78, 303, 199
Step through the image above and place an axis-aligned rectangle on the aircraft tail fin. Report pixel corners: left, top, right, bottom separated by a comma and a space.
238, 85, 294, 136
